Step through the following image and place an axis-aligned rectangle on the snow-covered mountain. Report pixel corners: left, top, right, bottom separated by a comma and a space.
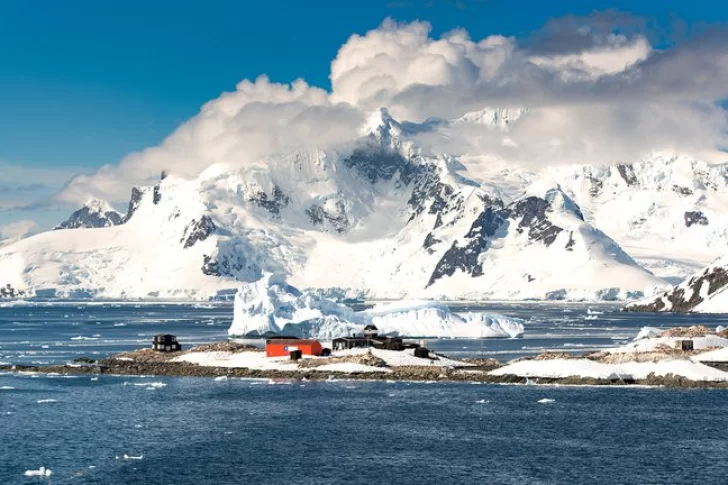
54, 200, 124, 230
625, 255, 728, 313
553, 155, 728, 284
0, 108, 668, 301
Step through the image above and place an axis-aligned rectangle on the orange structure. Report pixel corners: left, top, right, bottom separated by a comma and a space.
265, 339, 322, 358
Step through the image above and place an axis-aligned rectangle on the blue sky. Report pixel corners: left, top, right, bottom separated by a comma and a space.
1, 0, 726, 232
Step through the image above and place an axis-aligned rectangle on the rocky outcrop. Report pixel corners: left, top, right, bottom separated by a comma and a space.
0, 284, 23, 298
684, 211, 709, 227
181, 216, 216, 249
123, 187, 146, 222
55, 201, 123, 230
306, 201, 350, 233
251, 186, 290, 215
201, 253, 245, 277
616, 164, 638, 186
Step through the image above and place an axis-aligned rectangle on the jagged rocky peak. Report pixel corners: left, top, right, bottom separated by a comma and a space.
55, 199, 124, 230
362, 107, 402, 142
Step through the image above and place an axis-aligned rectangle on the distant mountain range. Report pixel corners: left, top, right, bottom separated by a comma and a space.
1, 107, 727, 302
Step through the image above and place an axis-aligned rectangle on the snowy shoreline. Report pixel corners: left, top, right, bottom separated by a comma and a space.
4, 325, 728, 389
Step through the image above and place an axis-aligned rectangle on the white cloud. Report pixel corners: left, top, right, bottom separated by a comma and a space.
0, 219, 37, 246
55, 15, 728, 204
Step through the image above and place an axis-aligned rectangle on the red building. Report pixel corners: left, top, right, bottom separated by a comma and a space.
265, 339, 322, 358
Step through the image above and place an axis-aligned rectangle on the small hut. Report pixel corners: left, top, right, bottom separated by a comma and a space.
152, 334, 182, 352
364, 324, 379, 339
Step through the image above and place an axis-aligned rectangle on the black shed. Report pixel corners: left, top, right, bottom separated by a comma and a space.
152, 334, 182, 352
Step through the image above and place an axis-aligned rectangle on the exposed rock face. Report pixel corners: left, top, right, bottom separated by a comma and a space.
625, 265, 728, 312
427, 191, 585, 287
672, 185, 693, 196
181, 216, 216, 249
344, 143, 420, 185
251, 186, 290, 215
55, 201, 123, 230
511, 196, 565, 246
124, 187, 146, 222
306, 201, 350, 233
0, 284, 22, 298
684, 211, 709, 227
423, 233, 441, 252
202, 253, 245, 277
616, 164, 638, 186
407, 170, 458, 221
427, 197, 508, 286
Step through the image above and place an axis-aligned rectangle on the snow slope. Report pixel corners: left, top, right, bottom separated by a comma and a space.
552, 154, 728, 283
0, 107, 677, 301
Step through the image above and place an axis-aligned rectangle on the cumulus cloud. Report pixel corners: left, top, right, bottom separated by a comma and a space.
56, 14, 728, 204
58, 76, 364, 204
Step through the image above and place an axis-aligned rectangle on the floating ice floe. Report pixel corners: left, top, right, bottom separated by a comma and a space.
36, 399, 57, 404
537, 398, 556, 404
24, 467, 52, 477
228, 274, 525, 339
124, 381, 167, 389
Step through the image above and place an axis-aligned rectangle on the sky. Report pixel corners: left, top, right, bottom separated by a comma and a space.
1, 0, 727, 237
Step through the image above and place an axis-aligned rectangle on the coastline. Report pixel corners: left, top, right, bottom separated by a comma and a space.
3, 357, 728, 389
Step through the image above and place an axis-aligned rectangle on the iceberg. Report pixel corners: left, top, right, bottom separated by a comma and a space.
24, 467, 52, 477
228, 275, 525, 339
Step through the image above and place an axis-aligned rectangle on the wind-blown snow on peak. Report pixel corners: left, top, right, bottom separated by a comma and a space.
454, 107, 528, 129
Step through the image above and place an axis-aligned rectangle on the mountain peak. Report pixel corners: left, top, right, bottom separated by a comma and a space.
54, 199, 124, 230
362, 107, 402, 140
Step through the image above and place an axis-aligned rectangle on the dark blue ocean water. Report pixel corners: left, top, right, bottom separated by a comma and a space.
2, 373, 728, 485
2, 303, 728, 484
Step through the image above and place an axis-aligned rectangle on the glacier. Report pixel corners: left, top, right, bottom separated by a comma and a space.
228, 275, 525, 339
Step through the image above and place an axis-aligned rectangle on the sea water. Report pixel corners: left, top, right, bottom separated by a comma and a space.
2, 303, 728, 484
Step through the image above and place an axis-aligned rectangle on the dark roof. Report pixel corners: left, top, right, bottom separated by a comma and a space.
364, 324, 378, 330
266, 339, 321, 345
154, 334, 177, 338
